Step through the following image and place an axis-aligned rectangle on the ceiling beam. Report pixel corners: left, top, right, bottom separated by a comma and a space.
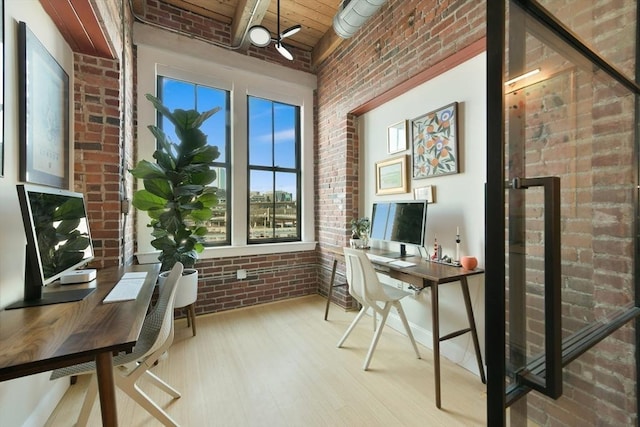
39, 0, 113, 58
311, 26, 343, 68
231, 0, 270, 49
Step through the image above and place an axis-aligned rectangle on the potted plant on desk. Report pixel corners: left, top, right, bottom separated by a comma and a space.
130, 94, 221, 335
350, 217, 370, 249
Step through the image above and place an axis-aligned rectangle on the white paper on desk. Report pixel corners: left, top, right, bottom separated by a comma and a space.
389, 260, 415, 268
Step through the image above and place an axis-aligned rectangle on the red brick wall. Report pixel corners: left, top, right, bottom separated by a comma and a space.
73, 54, 123, 268
188, 251, 318, 316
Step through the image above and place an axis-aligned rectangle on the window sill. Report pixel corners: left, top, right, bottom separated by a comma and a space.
135, 241, 318, 265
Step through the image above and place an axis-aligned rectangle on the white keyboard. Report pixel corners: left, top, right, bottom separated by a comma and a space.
103, 272, 148, 303
366, 253, 395, 264
389, 260, 416, 268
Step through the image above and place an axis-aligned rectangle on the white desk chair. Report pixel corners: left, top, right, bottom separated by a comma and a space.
337, 248, 421, 370
50, 262, 185, 427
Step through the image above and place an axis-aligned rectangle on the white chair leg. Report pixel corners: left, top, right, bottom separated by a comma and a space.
144, 370, 181, 398
76, 374, 98, 427
363, 302, 392, 370
395, 301, 421, 359
337, 304, 368, 348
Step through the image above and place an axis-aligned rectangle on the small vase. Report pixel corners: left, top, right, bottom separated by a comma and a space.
460, 256, 478, 270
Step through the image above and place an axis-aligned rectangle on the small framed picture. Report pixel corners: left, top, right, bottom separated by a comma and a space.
414, 185, 434, 203
375, 155, 408, 195
387, 120, 407, 154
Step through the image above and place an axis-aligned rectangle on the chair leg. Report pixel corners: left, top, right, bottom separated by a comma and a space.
337, 304, 368, 348
144, 370, 181, 398
363, 302, 392, 370
76, 374, 99, 427
394, 301, 421, 359
116, 374, 180, 427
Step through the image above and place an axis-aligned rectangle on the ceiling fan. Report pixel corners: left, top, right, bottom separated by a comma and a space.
247, 0, 301, 60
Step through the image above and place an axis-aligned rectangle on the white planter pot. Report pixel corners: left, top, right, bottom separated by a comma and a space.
158, 268, 198, 309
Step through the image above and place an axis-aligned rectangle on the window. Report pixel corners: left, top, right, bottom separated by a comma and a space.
136, 39, 316, 260
248, 96, 301, 242
157, 76, 231, 245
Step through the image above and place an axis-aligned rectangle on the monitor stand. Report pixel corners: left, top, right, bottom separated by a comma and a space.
5, 288, 96, 309
381, 244, 415, 259
5, 249, 96, 310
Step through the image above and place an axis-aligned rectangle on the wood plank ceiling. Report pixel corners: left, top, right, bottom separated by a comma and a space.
42, 0, 347, 67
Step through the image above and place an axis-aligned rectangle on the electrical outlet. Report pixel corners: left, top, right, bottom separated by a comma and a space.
237, 269, 247, 280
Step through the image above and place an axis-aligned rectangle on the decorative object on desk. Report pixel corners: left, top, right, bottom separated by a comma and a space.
375, 155, 409, 195
431, 235, 440, 261
460, 256, 478, 270
18, 21, 69, 189
414, 185, 434, 203
411, 102, 459, 179
387, 120, 407, 154
350, 217, 370, 249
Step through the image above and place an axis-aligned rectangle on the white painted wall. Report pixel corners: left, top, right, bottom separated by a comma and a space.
359, 52, 487, 375
0, 1, 73, 425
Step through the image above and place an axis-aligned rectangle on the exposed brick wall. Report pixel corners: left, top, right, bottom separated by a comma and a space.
191, 251, 318, 316
73, 54, 123, 269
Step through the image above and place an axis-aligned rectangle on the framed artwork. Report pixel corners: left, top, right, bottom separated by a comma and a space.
375, 155, 408, 195
411, 102, 459, 179
414, 185, 434, 203
387, 120, 407, 154
18, 21, 69, 188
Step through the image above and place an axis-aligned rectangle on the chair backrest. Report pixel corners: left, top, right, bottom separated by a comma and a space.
343, 248, 388, 303
134, 262, 184, 360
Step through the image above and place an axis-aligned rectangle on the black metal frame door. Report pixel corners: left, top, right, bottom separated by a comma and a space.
486, 1, 640, 425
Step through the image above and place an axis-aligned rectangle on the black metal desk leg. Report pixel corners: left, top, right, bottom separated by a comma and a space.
324, 259, 338, 320
431, 282, 441, 408
460, 277, 486, 384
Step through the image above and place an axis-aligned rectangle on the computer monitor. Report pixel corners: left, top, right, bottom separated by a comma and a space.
6, 184, 96, 309
370, 200, 427, 258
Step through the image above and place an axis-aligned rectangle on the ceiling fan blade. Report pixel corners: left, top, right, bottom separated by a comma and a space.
280, 24, 301, 39
275, 42, 294, 61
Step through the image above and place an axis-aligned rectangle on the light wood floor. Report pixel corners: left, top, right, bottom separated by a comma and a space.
45, 295, 487, 426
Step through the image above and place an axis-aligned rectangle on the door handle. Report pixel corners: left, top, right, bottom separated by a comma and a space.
510, 176, 562, 399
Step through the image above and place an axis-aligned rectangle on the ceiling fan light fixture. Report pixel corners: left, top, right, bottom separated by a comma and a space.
281, 24, 301, 39
275, 42, 294, 61
248, 25, 272, 47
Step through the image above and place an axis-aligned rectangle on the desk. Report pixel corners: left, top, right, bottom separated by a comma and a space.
328, 246, 485, 408
376, 253, 486, 408
0, 264, 159, 426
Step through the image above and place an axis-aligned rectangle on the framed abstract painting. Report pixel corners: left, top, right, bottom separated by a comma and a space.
411, 102, 459, 179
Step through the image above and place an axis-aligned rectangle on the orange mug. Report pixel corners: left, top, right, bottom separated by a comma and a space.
460, 256, 478, 270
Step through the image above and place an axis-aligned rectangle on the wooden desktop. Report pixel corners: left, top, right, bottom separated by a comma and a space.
0, 263, 160, 427
325, 246, 485, 408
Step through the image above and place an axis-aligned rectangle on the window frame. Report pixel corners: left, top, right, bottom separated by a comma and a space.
247, 96, 302, 244
134, 35, 316, 262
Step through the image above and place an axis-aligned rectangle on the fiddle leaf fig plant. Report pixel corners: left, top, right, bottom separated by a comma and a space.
130, 94, 220, 271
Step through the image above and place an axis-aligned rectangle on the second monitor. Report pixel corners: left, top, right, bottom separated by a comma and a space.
369, 200, 427, 258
